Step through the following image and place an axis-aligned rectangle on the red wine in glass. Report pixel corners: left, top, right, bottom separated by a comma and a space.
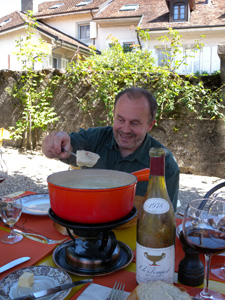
210, 192, 225, 280
183, 198, 225, 300
186, 228, 225, 255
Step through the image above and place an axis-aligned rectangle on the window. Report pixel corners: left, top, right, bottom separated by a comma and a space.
169, 0, 189, 22
174, 3, 185, 20
0, 18, 11, 27
123, 42, 134, 53
79, 24, 90, 40
157, 48, 171, 67
120, 4, 139, 11
75, 0, 93, 7
53, 57, 58, 69
49, 3, 63, 9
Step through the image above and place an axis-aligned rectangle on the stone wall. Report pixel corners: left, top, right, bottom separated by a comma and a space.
150, 119, 225, 178
0, 69, 224, 178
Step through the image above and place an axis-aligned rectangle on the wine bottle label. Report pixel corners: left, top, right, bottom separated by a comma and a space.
144, 198, 170, 214
136, 242, 175, 284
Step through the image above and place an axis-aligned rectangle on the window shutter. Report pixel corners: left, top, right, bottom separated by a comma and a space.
90, 21, 97, 39
61, 58, 68, 69
47, 55, 53, 68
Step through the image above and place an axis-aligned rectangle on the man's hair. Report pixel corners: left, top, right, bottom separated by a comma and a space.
114, 87, 158, 122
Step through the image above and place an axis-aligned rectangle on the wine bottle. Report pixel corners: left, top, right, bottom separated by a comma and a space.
136, 148, 176, 284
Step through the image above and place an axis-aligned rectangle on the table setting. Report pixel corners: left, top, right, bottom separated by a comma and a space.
0, 163, 225, 300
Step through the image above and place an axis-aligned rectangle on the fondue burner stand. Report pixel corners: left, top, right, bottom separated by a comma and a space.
49, 207, 137, 276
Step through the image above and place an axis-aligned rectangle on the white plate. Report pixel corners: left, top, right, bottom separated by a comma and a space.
0, 265, 72, 300
21, 194, 50, 216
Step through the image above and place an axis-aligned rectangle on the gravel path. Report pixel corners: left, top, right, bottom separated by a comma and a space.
1, 146, 224, 217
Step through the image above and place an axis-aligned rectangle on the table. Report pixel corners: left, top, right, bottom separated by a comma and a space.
0, 193, 225, 299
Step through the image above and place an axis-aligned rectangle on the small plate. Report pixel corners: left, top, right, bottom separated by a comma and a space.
21, 194, 50, 216
0, 265, 72, 300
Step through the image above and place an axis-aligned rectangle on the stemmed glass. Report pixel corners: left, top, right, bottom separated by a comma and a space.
210, 192, 225, 280
0, 196, 23, 244
0, 148, 8, 183
182, 198, 225, 300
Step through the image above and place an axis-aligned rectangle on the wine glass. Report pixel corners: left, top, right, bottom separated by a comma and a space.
0, 148, 8, 183
182, 198, 225, 300
0, 196, 23, 244
210, 192, 225, 280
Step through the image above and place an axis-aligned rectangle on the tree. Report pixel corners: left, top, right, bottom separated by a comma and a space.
6, 11, 58, 150
65, 30, 224, 125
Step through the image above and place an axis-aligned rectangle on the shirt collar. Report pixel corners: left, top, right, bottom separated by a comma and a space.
106, 133, 151, 164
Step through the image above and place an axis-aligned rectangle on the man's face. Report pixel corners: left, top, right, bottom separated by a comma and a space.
113, 93, 155, 157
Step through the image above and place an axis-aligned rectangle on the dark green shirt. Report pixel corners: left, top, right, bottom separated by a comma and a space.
62, 126, 179, 211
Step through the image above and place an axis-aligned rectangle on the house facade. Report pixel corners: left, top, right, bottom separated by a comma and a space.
0, 3, 91, 70
0, 0, 224, 74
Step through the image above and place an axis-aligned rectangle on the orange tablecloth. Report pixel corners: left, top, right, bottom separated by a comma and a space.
0, 192, 69, 281
1, 193, 224, 299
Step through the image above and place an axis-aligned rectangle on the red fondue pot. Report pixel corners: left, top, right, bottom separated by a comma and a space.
47, 168, 149, 224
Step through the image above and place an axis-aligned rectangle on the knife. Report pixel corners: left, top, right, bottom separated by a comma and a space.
0, 257, 30, 273
12, 279, 93, 300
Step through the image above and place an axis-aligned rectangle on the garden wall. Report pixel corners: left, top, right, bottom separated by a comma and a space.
0, 69, 224, 178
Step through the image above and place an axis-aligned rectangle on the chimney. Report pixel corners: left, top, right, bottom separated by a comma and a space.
21, 0, 33, 13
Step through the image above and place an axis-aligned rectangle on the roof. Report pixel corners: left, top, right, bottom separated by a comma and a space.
0, 11, 91, 53
35, 0, 108, 17
93, 0, 225, 30
140, 0, 225, 30
35, 0, 225, 30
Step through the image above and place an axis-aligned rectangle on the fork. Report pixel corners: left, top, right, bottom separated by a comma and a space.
106, 282, 125, 300
13, 229, 68, 244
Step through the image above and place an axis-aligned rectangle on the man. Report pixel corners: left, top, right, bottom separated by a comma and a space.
42, 87, 179, 210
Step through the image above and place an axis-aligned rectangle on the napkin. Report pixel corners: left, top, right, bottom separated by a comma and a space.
0, 228, 55, 281
0, 191, 69, 281
76, 283, 130, 300
71, 269, 137, 300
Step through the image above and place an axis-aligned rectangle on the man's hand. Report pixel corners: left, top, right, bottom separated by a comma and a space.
42, 131, 73, 159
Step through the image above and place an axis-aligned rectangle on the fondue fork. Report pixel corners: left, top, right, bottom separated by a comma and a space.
13, 229, 68, 244
61, 147, 77, 157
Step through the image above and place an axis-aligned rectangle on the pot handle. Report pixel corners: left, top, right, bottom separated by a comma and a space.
132, 168, 150, 182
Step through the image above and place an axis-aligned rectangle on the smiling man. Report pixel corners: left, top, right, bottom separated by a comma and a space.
42, 87, 179, 210
113, 89, 156, 158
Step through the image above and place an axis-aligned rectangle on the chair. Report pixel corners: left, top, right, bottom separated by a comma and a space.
203, 181, 225, 198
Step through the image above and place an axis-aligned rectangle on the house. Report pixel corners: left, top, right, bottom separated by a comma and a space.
0, 0, 224, 74
89, 0, 225, 74
0, 2, 91, 70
